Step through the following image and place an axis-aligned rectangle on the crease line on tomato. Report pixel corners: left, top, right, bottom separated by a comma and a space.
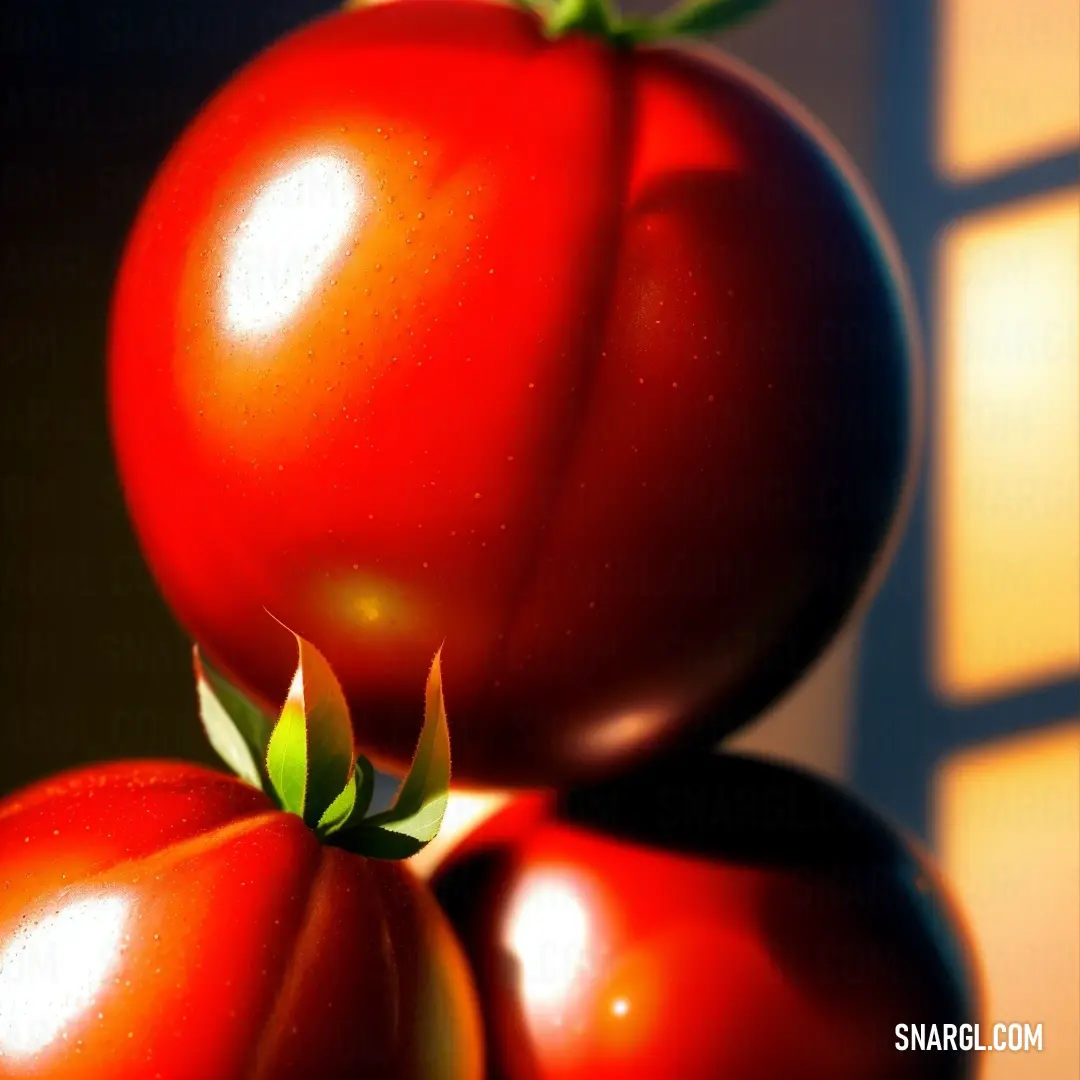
0, 803, 283, 905
478, 43, 641, 707
423, 9, 548, 194
242, 841, 328, 1080
371, 857, 404, 1056
67, 810, 290, 891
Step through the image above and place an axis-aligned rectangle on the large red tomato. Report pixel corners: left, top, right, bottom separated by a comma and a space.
109, 0, 917, 786
431, 753, 977, 1080
0, 761, 482, 1079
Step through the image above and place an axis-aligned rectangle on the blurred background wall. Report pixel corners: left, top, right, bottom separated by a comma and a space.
1, 1, 1077, 1076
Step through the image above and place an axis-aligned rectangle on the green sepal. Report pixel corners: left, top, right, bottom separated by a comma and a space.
331, 650, 451, 859
316, 767, 358, 835
341, 0, 773, 46
347, 755, 377, 825
333, 822, 430, 860
194, 647, 274, 790
316, 755, 377, 837
545, 0, 614, 36
265, 627, 357, 827
266, 682, 307, 815
613, 0, 772, 43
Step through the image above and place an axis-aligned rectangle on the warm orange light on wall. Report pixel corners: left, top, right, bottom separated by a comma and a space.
934, 720, 1080, 1080
937, 0, 1080, 180
933, 188, 1080, 701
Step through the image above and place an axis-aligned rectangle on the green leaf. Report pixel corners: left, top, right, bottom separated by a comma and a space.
264, 628, 356, 825
350, 755, 377, 824
334, 650, 451, 859
546, 0, 613, 36
193, 647, 272, 790
295, 636, 357, 827
334, 822, 432, 860
266, 678, 308, 816
317, 767, 358, 835
316, 755, 377, 837
616, 0, 771, 42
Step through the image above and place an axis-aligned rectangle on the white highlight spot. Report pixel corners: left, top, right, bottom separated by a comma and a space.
611, 996, 630, 1017
503, 871, 594, 1018
0, 893, 130, 1059
224, 154, 361, 336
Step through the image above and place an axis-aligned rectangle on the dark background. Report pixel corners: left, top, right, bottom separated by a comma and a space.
0, 0, 882, 796
2, 0, 338, 789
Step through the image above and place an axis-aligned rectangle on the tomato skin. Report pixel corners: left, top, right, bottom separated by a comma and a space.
0, 762, 483, 1079
109, 0, 916, 786
431, 754, 977, 1080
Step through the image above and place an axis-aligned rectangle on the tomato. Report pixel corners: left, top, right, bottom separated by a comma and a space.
0, 760, 483, 1079
109, 0, 917, 786
431, 753, 977, 1080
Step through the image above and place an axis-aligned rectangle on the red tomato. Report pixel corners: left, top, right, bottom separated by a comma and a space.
431, 754, 977, 1080
0, 761, 483, 1079
109, 0, 917, 786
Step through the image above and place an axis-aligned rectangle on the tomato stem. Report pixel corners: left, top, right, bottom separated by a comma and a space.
537, 0, 773, 45
341, 0, 772, 46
